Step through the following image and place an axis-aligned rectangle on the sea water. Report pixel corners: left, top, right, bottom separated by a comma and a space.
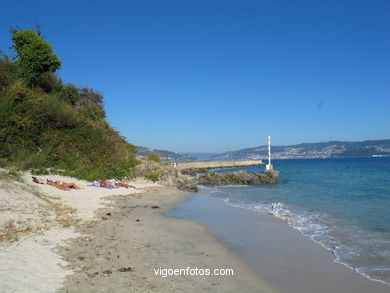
195, 158, 390, 284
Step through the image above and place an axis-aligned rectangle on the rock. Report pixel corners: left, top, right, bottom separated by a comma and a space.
180, 167, 210, 176
198, 170, 278, 186
265, 169, 279, 179
162, 167, 278, 191
173, 175, 198, 192
88, 272, 99, 278
118, 267, 133, 272
134, 160, 164, 177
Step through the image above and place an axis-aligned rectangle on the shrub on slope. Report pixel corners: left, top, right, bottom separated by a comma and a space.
0, 30, 136, 180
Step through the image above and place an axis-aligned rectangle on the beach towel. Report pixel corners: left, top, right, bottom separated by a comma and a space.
87, 184, 121, 189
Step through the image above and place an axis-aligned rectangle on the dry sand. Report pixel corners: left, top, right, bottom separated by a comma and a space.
0, 171, 158, 292
0, 228, 79, 292
57, 187, 275, 293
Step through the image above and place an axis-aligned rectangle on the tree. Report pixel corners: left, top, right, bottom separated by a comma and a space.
11, 30, 61, 87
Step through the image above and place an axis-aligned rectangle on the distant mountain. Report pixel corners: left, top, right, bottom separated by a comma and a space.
211, 139, 390, 160
180, 153, 220, 161
136, 146, 195, 162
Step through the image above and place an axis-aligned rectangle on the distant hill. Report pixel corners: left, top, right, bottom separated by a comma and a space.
211, 139, 390, 160
179, 153, 220, 161
136, 146, 195, 162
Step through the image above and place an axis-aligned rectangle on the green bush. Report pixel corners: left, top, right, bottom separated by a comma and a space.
145, 170, 164, 182
31, 168, 50, 175
0, 56, 18, 91
44, 94, 80, 128
36, 71, 62, 93
147, 152, 161, 162
59, 84, 80, 105
0, 30, 138, 181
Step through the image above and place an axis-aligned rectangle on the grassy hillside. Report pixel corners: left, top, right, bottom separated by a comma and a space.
0, 29, 137, 180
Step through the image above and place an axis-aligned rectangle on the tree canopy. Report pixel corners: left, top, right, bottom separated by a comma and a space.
12, 30, 61, 87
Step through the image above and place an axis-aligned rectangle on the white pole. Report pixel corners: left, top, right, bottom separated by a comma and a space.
266, 136, 273, 170
268, 136, 271, 165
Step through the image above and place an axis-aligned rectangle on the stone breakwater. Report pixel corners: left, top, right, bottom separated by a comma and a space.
179, 160, 265, 176
168, 169, 279, 192
198, 169, 279, 186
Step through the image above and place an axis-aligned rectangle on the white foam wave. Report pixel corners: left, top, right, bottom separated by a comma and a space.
221, 199, 390, 285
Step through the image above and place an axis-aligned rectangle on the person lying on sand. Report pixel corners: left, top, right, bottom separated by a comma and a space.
115, 182, 136, 189
96, 179, 136, 189
47, 180, 83, 191
32, 177, 45, 184
60, 181, 83, 189
47, 181, 70, 191
97, 179, 115, 188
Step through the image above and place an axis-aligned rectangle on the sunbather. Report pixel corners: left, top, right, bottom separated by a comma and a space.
32, 177, 45, 184
47, 181, 70, 191
115, 182, 136, 189
60, 181, 83, 189
47, 180, 83, 191
98, 179, 115, 188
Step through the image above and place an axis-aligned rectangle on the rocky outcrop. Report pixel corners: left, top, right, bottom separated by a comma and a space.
179, 160, 265, 176
134, 160, 164, 177
198, 169, 279, 186
180, 167, 210, 176
172, 175, 199, 192
158, 162, 279, 191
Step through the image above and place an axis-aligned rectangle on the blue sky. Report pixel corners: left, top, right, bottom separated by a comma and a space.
1, 0, 389, 152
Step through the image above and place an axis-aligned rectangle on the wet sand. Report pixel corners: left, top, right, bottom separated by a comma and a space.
58, 187, 275, 292
170, 194, 390, 293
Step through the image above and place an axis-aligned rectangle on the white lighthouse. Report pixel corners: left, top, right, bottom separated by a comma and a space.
266, 136, 273, 171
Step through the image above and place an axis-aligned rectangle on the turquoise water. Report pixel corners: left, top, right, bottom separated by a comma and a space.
202, 158, 390, 284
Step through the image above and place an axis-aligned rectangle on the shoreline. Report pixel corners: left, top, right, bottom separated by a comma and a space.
170, 193, 390, 293
57, 186, 276, 292
1, 172, 275, 292
1, 171, 388, 292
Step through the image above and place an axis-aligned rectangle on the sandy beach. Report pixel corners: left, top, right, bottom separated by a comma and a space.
0, 172, 157, 292
1, 170, 389, 292
57, 186, 274, 292
0, 172, 273, 292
